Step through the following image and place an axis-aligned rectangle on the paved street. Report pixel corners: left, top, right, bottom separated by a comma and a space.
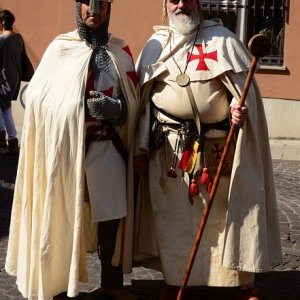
0, 140, 300, 300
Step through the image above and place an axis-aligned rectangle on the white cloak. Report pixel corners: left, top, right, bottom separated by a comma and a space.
5, 30, 139, 299
134, 20, 282, 285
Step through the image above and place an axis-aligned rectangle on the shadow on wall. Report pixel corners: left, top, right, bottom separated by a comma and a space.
18, 81, 29, 109
14, 24, 39, 70
12, 81, 29, 140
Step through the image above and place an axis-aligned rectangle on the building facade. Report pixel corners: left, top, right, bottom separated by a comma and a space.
1, 0, 299, 139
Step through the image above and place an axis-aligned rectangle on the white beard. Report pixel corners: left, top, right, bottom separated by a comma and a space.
168, 10, 200, 35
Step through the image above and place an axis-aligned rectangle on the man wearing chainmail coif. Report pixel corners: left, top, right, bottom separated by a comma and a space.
5, 1, 139, 299
134, 0, 281, 299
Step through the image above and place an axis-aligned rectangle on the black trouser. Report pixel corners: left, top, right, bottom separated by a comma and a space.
98, 219, 123, 289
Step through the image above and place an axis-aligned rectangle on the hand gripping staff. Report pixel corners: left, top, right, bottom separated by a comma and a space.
176, 34, 271, 300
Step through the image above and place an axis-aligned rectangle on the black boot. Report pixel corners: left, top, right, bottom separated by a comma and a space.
98, 220, 136, 300
0, 130, 8, 153
8, 137, 19, 155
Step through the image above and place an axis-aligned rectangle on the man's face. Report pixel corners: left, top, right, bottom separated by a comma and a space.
80, 0, 108, 30
166, 0, 200, 34
166, 0, 198, 17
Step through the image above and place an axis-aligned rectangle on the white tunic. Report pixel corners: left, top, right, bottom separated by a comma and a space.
85, 65, 127, 222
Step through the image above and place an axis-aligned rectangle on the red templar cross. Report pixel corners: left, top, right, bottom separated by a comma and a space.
188, 44, 218, 71
211, 143, 224, 160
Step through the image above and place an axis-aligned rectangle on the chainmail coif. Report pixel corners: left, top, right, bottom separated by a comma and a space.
76, 1, 112, 73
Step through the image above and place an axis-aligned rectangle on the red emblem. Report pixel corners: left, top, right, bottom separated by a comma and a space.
126, 71, 139, 88
211, 143, 224, 159
122, 45, 134, 61
122, 45, 139, 88
188, 44, 218, 71
101, 86, 114, 97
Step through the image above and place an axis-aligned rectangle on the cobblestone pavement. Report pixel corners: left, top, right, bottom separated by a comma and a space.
0, 153, 300, 300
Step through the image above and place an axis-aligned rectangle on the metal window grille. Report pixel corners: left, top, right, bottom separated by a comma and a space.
201, 0, 289, 67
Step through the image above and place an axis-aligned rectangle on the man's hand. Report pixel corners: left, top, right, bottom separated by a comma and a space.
230, 104, 248, 127
134, 154, 149, 176
89, 90, 105, 98
87, 90, 122, 121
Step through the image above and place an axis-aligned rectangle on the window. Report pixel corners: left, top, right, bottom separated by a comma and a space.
201, 0, 289, 67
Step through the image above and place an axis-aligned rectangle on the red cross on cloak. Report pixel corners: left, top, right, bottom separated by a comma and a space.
188, 44, 218, 71
101, 86, 114, 97
122, 45, 139, 88
126, 71, 139, 88
122, 45, 134, 61
86, 73, 114, 97
211, 143, 224, 160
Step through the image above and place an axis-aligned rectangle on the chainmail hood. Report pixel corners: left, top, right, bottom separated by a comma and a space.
76, 1, 112, 73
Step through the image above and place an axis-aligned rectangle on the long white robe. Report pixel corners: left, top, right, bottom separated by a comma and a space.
5, 30, 139, 299
135, 20, 282, 286
84, 60, 128, 223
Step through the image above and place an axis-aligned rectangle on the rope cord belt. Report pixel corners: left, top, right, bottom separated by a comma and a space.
151, 103, 231, 135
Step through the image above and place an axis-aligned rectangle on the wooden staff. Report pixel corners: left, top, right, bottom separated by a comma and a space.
176, 34, 271, 300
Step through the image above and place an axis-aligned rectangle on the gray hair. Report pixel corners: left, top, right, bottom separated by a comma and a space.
162, 0, 203, 24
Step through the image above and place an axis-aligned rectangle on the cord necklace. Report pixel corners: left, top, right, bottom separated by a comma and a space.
170, 25, 200, 87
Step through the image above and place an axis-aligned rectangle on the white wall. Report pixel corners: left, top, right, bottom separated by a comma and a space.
263, 98, 300, 139
12, 82, 27, 140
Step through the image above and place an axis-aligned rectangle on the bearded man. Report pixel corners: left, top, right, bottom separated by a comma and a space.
134, 0, 282, 299
5, 1, 139, 299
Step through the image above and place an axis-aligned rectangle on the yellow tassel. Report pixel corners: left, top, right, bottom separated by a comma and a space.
185, 140, 200, 174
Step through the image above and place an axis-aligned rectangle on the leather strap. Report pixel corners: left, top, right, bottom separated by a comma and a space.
85, 124, 128, 162
185, 84, 201, 134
